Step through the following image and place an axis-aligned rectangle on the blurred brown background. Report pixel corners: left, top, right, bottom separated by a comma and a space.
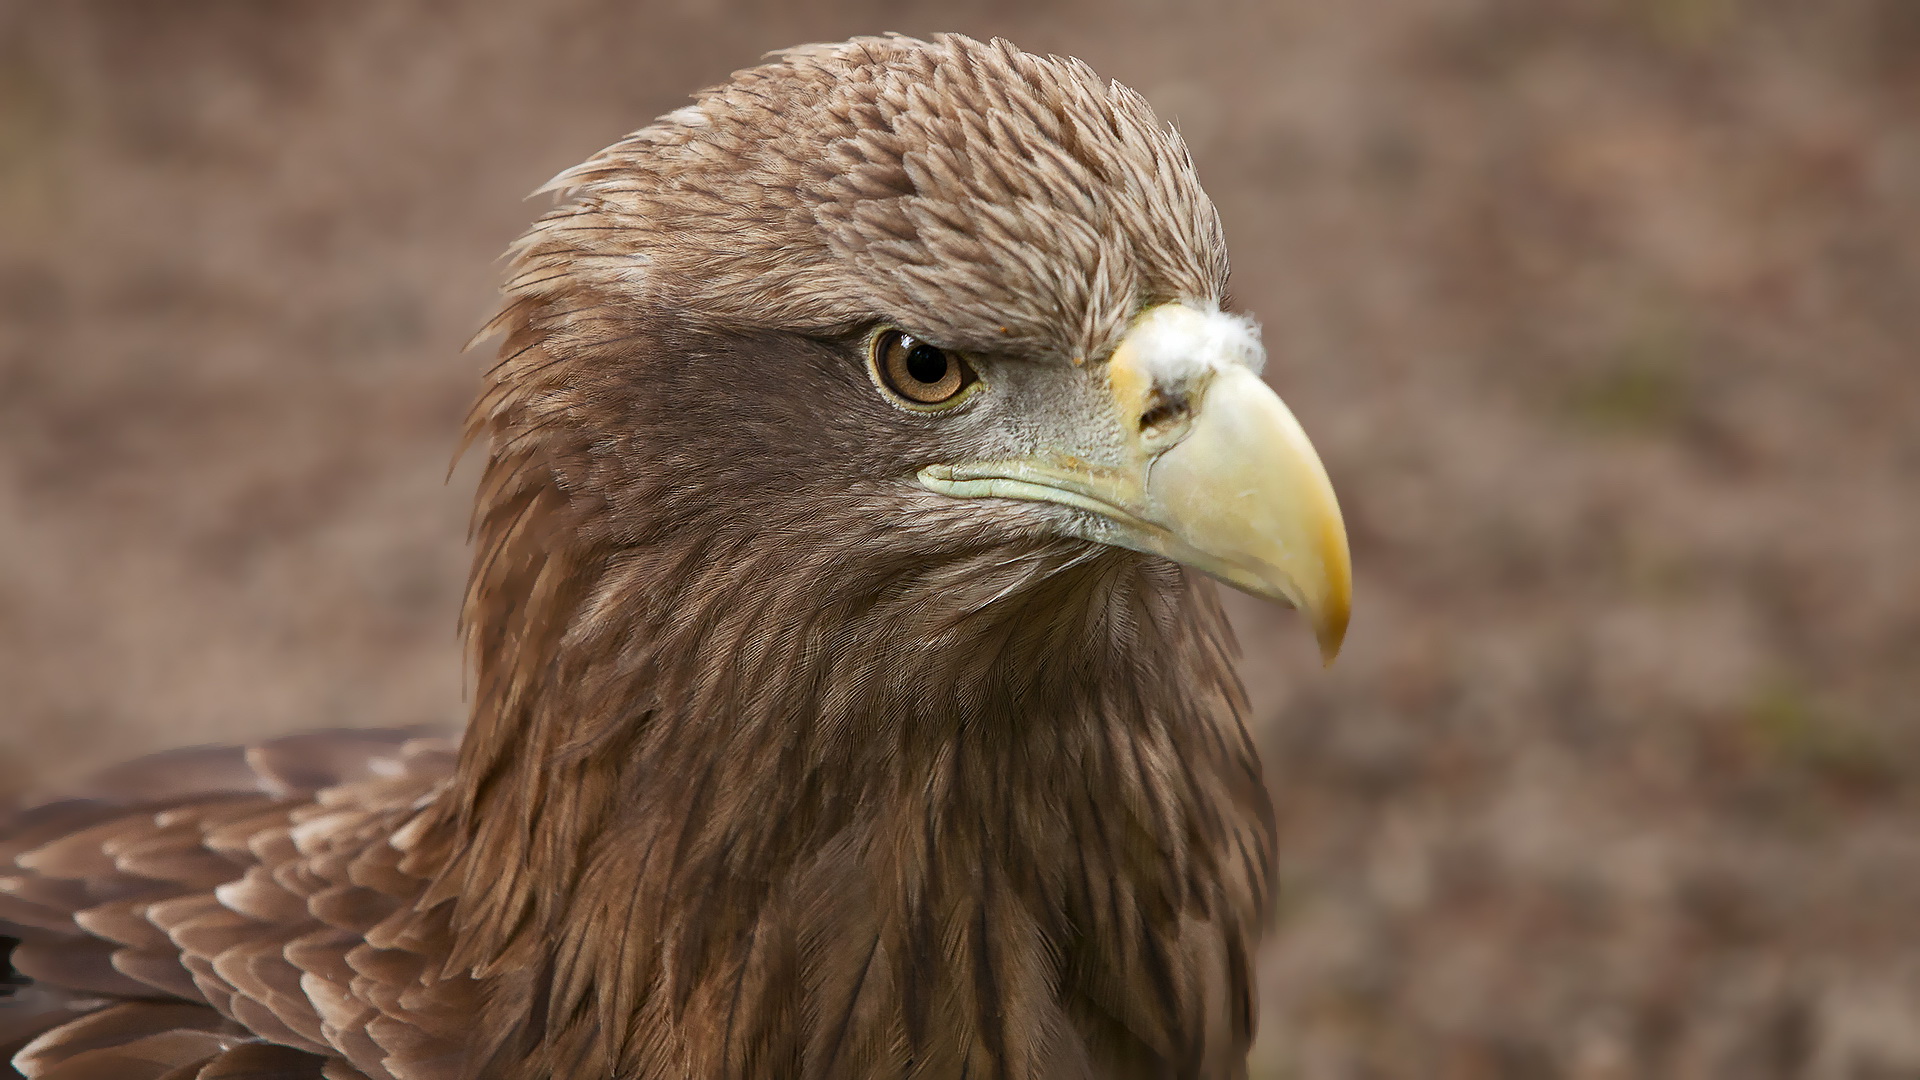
2, 1, 1916, 1076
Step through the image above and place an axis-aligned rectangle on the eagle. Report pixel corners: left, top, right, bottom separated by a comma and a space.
0, 33, 1349, 1080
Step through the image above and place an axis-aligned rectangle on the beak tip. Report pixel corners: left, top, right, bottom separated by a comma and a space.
1315, 605, 1350, 667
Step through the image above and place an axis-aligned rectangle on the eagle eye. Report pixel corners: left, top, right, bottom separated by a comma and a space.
871, 329, 977, 409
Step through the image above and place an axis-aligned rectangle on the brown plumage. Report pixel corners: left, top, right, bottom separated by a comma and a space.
2, 33, 1352, 1080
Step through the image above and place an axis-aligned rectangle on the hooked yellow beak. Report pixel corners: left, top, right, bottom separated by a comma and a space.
920, 303, 1353, 662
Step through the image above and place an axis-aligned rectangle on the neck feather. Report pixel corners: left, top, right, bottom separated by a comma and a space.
420, 346, 1275, 1080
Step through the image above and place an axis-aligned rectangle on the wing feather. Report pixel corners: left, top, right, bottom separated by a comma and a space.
4, 730, 462, 1080
12, 1003, 235, 1078
9, 936, 161, 999
190, 1040, 330, 1079
109, 946, 207, 1002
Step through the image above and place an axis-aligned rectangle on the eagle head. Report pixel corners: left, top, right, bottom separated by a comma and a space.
472, 33, 1350, 666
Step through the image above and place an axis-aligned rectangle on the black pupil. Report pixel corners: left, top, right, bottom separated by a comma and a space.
905, 343, 948, 385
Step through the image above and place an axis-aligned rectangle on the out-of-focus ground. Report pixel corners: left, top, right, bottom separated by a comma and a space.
1, 1, 1915, 1076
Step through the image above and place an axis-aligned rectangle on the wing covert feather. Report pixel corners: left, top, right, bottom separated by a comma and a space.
3, 729, 461, 1080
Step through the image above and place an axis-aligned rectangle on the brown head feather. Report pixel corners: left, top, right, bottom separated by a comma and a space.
483, 33, 1226, 366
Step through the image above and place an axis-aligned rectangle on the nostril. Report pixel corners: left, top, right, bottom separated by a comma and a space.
1139, 391, 1189, 435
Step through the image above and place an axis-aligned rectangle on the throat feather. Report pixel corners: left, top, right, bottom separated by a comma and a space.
432, 481, 1272, 1078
